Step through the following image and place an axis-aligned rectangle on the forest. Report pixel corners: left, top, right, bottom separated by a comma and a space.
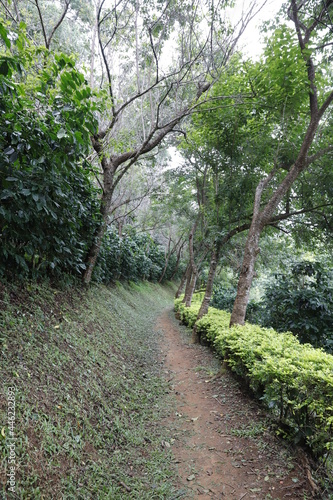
0, 0, 333, 497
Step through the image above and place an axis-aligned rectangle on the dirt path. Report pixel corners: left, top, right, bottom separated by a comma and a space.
156, 308, 315, 500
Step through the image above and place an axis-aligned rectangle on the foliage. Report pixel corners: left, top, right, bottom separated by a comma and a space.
0, 21, 101, 280
211, 258, 333, 352
262, 260, 333, 351
93, 227, 179, 284
211, 283, 263, 325
176, 294, 333, 460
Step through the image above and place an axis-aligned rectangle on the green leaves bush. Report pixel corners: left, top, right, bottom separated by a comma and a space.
0, 21, 101, 280
93, 227, 179, 284
175, 294, 333, 459
262, 261, 333, 351
0, 21, 181, 285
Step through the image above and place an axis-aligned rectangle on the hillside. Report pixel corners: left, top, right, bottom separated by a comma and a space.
2, 281, 330, 499
0, 281, 177, 498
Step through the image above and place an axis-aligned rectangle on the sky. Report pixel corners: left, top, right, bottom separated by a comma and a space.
232, 0, 284, 59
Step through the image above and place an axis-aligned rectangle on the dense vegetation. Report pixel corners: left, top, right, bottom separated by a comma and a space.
176, 293, 333, 462
212, 259, 333, 352
0, 23, 180, 284
1, 0, 333, 493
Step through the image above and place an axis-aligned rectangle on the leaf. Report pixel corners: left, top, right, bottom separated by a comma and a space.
0, 61, 9, 76
4, 146, 15, 155
1, 427, 5, 438
57, 128, 67, 139
187, 475, 195, 481
0, 24, 10, 48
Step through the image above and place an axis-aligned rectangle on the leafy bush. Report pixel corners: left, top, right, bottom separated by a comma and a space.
175, 294, 333, 459
211, 284, 236, 312
262, 261, 333, 351
0, 22, 101, 280
211, 284, 264, 324
93, 227, 179, 284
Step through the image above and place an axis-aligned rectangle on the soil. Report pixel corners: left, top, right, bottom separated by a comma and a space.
156, 308, 317, 500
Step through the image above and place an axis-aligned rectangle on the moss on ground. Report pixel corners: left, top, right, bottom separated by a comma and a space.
0, 280, 178, 499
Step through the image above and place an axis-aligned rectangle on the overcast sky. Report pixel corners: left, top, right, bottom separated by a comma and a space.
232, 0, 284, 59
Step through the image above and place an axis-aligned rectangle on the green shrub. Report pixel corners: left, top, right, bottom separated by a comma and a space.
211, 284, 265, 325
262, 260, 333, 351
176, 294, 333, 459
93, 228, 180, 284
0, 23, 100, 280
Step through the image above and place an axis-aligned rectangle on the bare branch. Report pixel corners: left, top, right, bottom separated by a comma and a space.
47, 0, 70, 48
34, 0, 48, 48
305, 144, 333, 166
34, 0, 70, 49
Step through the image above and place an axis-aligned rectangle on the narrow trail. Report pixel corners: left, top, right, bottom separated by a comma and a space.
156, 308, 314, 500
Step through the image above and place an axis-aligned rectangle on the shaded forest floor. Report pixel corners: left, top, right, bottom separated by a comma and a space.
0, 281, 330, 498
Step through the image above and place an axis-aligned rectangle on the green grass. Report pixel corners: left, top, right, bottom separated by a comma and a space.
0, 280, 179, 498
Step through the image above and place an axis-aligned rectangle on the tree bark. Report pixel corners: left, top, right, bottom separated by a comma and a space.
183, 220, 199, 306
158, 235, 172, 283
82, 159, 115, 285
185, 270, 198, 307
175, 263, 189, 298
192, 247, 219, 343
82, 221, 106, 285
229, 222, 262, 326
182, 266, 193, 303
170, 241, 185, 282
90, 1, 99, 88
197, 246, 219, 321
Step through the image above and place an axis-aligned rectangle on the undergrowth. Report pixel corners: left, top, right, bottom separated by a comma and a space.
0, 280, 177, 498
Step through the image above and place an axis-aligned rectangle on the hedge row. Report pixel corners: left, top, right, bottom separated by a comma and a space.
175, 294, 333, 459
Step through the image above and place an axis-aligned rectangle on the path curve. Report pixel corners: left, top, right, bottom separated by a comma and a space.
156, 308, 314, 500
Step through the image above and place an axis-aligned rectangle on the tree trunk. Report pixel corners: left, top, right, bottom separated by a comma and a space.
170, 240, 185, 281
197, 247, 219, 320
192, 246, 219, 343
82, 162, 115, 285
175, 264, 189, 298
90, 1, 99, 88
182, 266, 193, 303
229, 222, 262, 326
158, 235, 172, 283
183, 219, 199, 306
82, 222, 106, 285
185, 270, 197, 307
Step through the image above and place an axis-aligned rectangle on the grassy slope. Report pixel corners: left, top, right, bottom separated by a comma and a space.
0, 280, 177, 499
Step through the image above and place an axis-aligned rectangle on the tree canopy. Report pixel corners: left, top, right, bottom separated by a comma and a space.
0, 0, 332, 347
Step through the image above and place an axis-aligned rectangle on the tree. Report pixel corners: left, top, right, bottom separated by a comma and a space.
230, 0, 333, 325
81, 0, 265, 284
